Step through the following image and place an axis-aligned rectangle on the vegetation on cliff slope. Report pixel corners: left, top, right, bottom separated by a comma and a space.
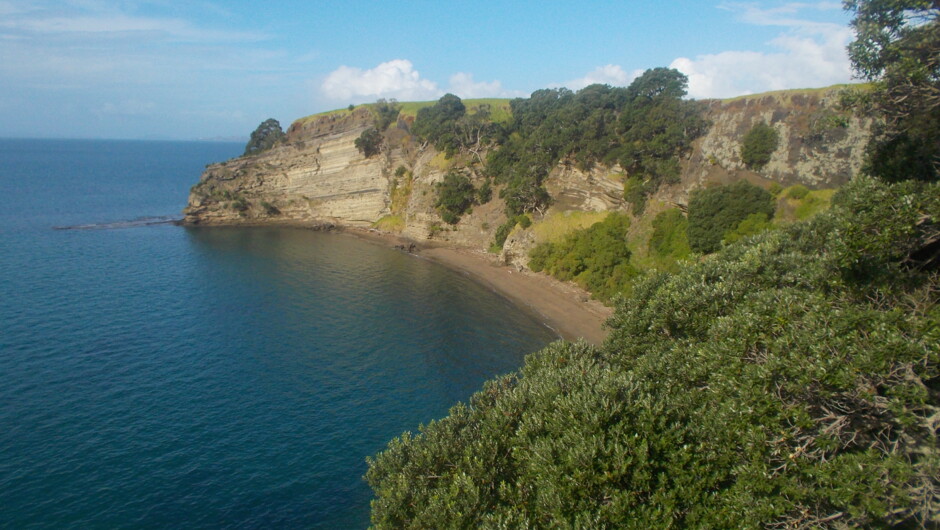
411, 68, 708, 227
366, 2, 940, 527
368, 175, 939, 528
527, 213, 637, 301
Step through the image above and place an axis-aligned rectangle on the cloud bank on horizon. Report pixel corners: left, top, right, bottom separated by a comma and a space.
0, 0, 858, 139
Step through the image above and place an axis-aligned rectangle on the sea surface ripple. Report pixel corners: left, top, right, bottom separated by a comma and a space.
0, 139, 557, 528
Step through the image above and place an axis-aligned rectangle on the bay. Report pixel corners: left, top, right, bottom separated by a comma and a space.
0, 139, 556, 528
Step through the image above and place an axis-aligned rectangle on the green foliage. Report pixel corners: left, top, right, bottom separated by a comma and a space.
371, 98, 401, 131
740, 122, 779, 170
527, 213, 636, 301
435, 172, 477, 225
389, 167, 413, 216
786, 184, 809, 199
411, 93, 468, 155
687, 181, 775, 253
486, 69, 707, 216
260, 201, 280, 216
491, 219, 516, 251
354, 127, 383, 158
793, 193, 829, 220
367, 177, 939, 528
477, 178, 493, 204
722, 212, 774, 245
845, 0, 939, 182
622, 176, 648, 215
648, 208, 692, 262
616, 69, 709, 187
768, 182, 783, 197
243, 118, 285, 157
490, 214, 531, 251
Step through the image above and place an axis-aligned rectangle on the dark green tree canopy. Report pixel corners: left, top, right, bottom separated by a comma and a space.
686, 180, 775, 253
845, 0, 939, 181
243, 118, 285, 156
354, 127, 383, 158
485, 69, 707, 218
435, 171, 477, 224
740, 122, 780, 170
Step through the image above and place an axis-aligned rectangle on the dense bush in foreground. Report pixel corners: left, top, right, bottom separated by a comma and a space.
367, 176, 939, 528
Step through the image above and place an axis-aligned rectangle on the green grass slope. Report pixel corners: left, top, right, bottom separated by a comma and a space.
366, 176, 939, 528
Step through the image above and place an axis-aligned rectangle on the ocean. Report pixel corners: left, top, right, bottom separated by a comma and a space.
0, 139, 557, 528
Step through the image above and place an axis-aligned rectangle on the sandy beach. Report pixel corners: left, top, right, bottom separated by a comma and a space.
344, 227, 613, 346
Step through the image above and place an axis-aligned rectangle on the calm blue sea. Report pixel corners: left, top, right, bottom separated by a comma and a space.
0, 139, 557, 528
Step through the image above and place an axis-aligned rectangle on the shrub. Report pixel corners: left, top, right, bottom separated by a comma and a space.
524, 213, 636, 300
367, 177, 940, 528
355, 127, 383, 158
786, 184, 810, 199
623, 176, 648, 215
741, 122, 779, 170
687, 180, 775, 253
648, 208, 691, 261
435, 172, 477, 225
721, 211, 774, 245
477, 179, 493, 204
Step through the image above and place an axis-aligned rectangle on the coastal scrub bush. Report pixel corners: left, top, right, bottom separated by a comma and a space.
527, 212, 636, 300
787, 184, 810, 199
435, 172, 477, 225
740, 122, 779, 170
721, 211, 774, 245
648, 208, 691, 263
367, 176, 939, 528
687, 180, 775, 253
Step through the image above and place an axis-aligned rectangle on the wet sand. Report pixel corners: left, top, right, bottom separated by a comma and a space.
345, 228, 613, 346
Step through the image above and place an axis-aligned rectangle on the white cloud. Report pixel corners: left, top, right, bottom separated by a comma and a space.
672, 3, 855, 98
321, 60, 518, 102
557, 64, 642, 90
447, 72, 511, 98
321, 59, 441, 101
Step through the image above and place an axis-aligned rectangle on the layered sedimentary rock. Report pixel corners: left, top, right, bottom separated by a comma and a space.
183, 86, 874, 257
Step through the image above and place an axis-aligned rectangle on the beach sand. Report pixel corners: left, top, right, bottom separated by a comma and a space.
344, 228, 613, 346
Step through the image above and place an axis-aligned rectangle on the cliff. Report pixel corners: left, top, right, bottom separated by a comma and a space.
183, 86, 873, 260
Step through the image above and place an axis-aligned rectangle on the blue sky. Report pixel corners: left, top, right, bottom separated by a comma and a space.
0, 1, 857, 140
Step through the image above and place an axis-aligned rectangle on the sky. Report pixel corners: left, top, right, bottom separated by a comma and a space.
0, 1, 859, 140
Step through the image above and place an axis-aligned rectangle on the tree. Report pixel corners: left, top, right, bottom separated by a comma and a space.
687, 181, 775, 253
355, 127, 383, 158
372, 98, 401, 131
435, 172, 477, 224
411, 94, 467, 155
740, 122, 779, 170
845, 0, 939, 181
243, 118, 285, 156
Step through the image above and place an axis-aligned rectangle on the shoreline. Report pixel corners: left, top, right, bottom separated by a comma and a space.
336, 226, 613, 346
181, 220, 612, 345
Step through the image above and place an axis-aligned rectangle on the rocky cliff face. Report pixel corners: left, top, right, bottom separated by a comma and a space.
183, 86, 873, 259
